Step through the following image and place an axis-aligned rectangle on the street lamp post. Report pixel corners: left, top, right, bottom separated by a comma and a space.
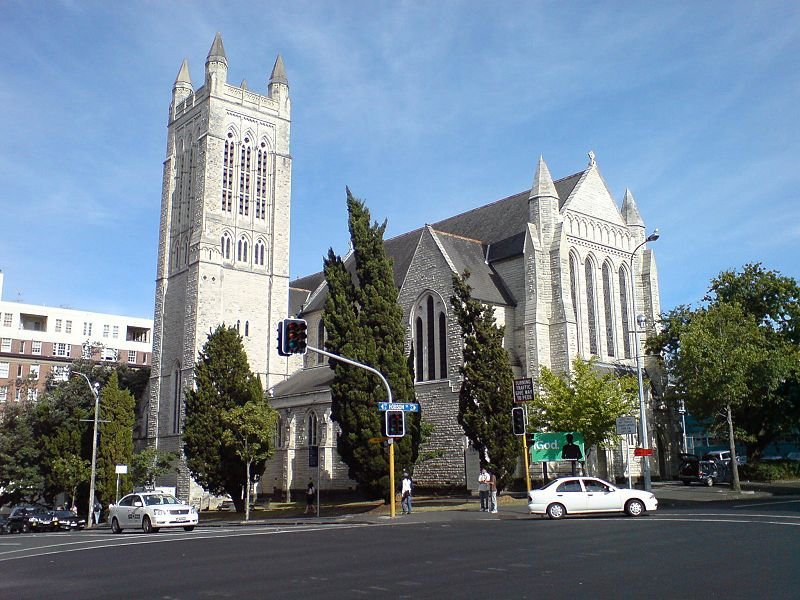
73, 372, 100, 528
629, 228, 659, 492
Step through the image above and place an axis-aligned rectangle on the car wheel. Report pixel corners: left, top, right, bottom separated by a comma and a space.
111, 517, 122, 534
183, 526, 195, 532
705, 477, 714, 487
625, 499, 645, 517
142, 516, 154, 534
546, 503, 566, 520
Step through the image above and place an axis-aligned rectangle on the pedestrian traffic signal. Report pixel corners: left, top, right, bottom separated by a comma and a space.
511, 406, 526, 436
280, 318, 308, 355
385, 410, 405, 438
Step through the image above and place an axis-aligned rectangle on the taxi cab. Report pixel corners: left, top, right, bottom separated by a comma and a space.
108, 492, 198, 534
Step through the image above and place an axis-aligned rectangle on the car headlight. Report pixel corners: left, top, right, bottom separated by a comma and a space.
153, 509, 165, 516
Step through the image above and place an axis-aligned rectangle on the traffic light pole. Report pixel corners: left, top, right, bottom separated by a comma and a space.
306, 346, 398, 518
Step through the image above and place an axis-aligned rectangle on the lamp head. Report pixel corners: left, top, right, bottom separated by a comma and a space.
646, 228, 660, 243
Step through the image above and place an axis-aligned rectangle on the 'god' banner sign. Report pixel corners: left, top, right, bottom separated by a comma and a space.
529, 432, 585, 462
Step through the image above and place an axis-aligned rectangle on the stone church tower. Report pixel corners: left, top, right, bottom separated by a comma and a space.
147, 34, 292, 501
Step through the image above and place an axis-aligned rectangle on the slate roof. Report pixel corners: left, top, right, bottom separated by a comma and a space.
270, 365, 333, 397
288, 167, 586, 314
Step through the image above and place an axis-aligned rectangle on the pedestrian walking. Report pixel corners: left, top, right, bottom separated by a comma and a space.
305, 480, 316, 515
488, 471, 498, 514
401, 472, 413, 514
478, 468, 490, 511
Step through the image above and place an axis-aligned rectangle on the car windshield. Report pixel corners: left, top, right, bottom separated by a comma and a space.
537, 479, 563, 491
144, 495, 181, 506
54, 511, 78, 518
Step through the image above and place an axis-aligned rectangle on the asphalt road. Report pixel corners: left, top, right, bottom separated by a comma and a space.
1, 499, 799, 599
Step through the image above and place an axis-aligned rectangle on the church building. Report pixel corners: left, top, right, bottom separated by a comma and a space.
146, 34, 675, 504
264, 152, 672, 497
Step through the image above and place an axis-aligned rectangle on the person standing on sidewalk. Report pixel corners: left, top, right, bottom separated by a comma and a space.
305, 480, 316, 515
478, 468, 490, 511
401, 472, 413, 514
488, 471, 498, 514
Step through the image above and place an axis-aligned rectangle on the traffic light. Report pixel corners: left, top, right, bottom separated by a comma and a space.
385, 410, 405, 438
511, 406, 526, 436
280, 318, 308, 355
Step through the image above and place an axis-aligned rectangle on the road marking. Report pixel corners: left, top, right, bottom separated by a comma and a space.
732, 499, 800, 508
0, 522, 378, 563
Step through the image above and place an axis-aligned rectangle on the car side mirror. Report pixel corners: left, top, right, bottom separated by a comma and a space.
133, 501, 143, 508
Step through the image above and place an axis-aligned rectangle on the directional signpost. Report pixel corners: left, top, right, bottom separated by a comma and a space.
513, 378, 534, 403
616, 416, 637, 489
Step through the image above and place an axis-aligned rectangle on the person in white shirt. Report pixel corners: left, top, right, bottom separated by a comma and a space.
478, 468, 490, 511
401, 472, 413, 514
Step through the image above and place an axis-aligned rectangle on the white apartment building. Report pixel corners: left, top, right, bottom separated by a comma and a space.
0, 270, 153, 404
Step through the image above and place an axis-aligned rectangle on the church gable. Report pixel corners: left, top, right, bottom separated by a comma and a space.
561, 166, 626, 228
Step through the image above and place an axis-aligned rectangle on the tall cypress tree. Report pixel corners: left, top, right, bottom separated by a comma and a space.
450, 271, 517, 489
96, 371, 135, 504
183, 325, 264, 511
323, 189, 419, 498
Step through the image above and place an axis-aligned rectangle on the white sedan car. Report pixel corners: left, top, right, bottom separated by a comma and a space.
109, 492, 199, 533
528, 476, 657, 519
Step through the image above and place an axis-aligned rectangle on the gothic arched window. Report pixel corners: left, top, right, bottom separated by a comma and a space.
307, 412, 318, 446
602, 262, 615, 357
245, 321, 249, 337
585, 258, 599, 356
221, 133, 234, 212
172, 366, 182, 435
414, 293, 448, 382
237, 237, 248, 262
619, 265, 632, 358
255, 142, 269, 220
221, 233, 231, 260
274, 416, 284, 448
569, 252, 582, 353
239, 137, 252, 216
254, 239, 266, 266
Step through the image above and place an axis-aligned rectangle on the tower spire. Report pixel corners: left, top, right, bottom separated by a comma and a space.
207, 32, 227, 65
205, 32, 228, 90
269, 54, 288, 86
621, 188, 645, 227
173, 59, 192, 89
530, 156, 558, 199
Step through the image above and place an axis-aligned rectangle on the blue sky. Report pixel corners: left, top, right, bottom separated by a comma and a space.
1, 1, 797, 319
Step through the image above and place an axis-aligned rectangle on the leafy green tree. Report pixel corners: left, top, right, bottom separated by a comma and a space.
0, 402, 43, 504
130, 447, 178, 490
671, 303, 772, 491
183, 325, 264, 512
532, 357, 638, 458
95, 372, 135, 504
450, 271, 518, 489
221, 399, 278, 521
650, 264, 800, 458
51, 453, 90, 509
323, 189, 419, 499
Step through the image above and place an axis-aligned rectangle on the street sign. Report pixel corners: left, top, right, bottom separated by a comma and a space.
634, 448, 653, 457
378, 402, 420, 412
616, 416, 637, 435
368, 436, 388, 444
115, 465, 128, 474
513, 378, 534, 403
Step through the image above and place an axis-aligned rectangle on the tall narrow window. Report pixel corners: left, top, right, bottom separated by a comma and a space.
426, 297, 435, 379
221, 233, 231, 260
239, 138, 251, 216
185, 146, 194, 223
619, 266, 631, 358
237, 238, 248, 262
415, 318, 424, 381
585, 259, 598, 355
222, 134, 234, 212
307, 412, 318, 446
245, 321, 249, 337
317, 320, 325, 365
256, 143, 269, 220
254, 240, 266, 266
438, 312, 447, 377
172, 367, 182, 435
414, 293, 448, 382
602, 263, 615, 357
